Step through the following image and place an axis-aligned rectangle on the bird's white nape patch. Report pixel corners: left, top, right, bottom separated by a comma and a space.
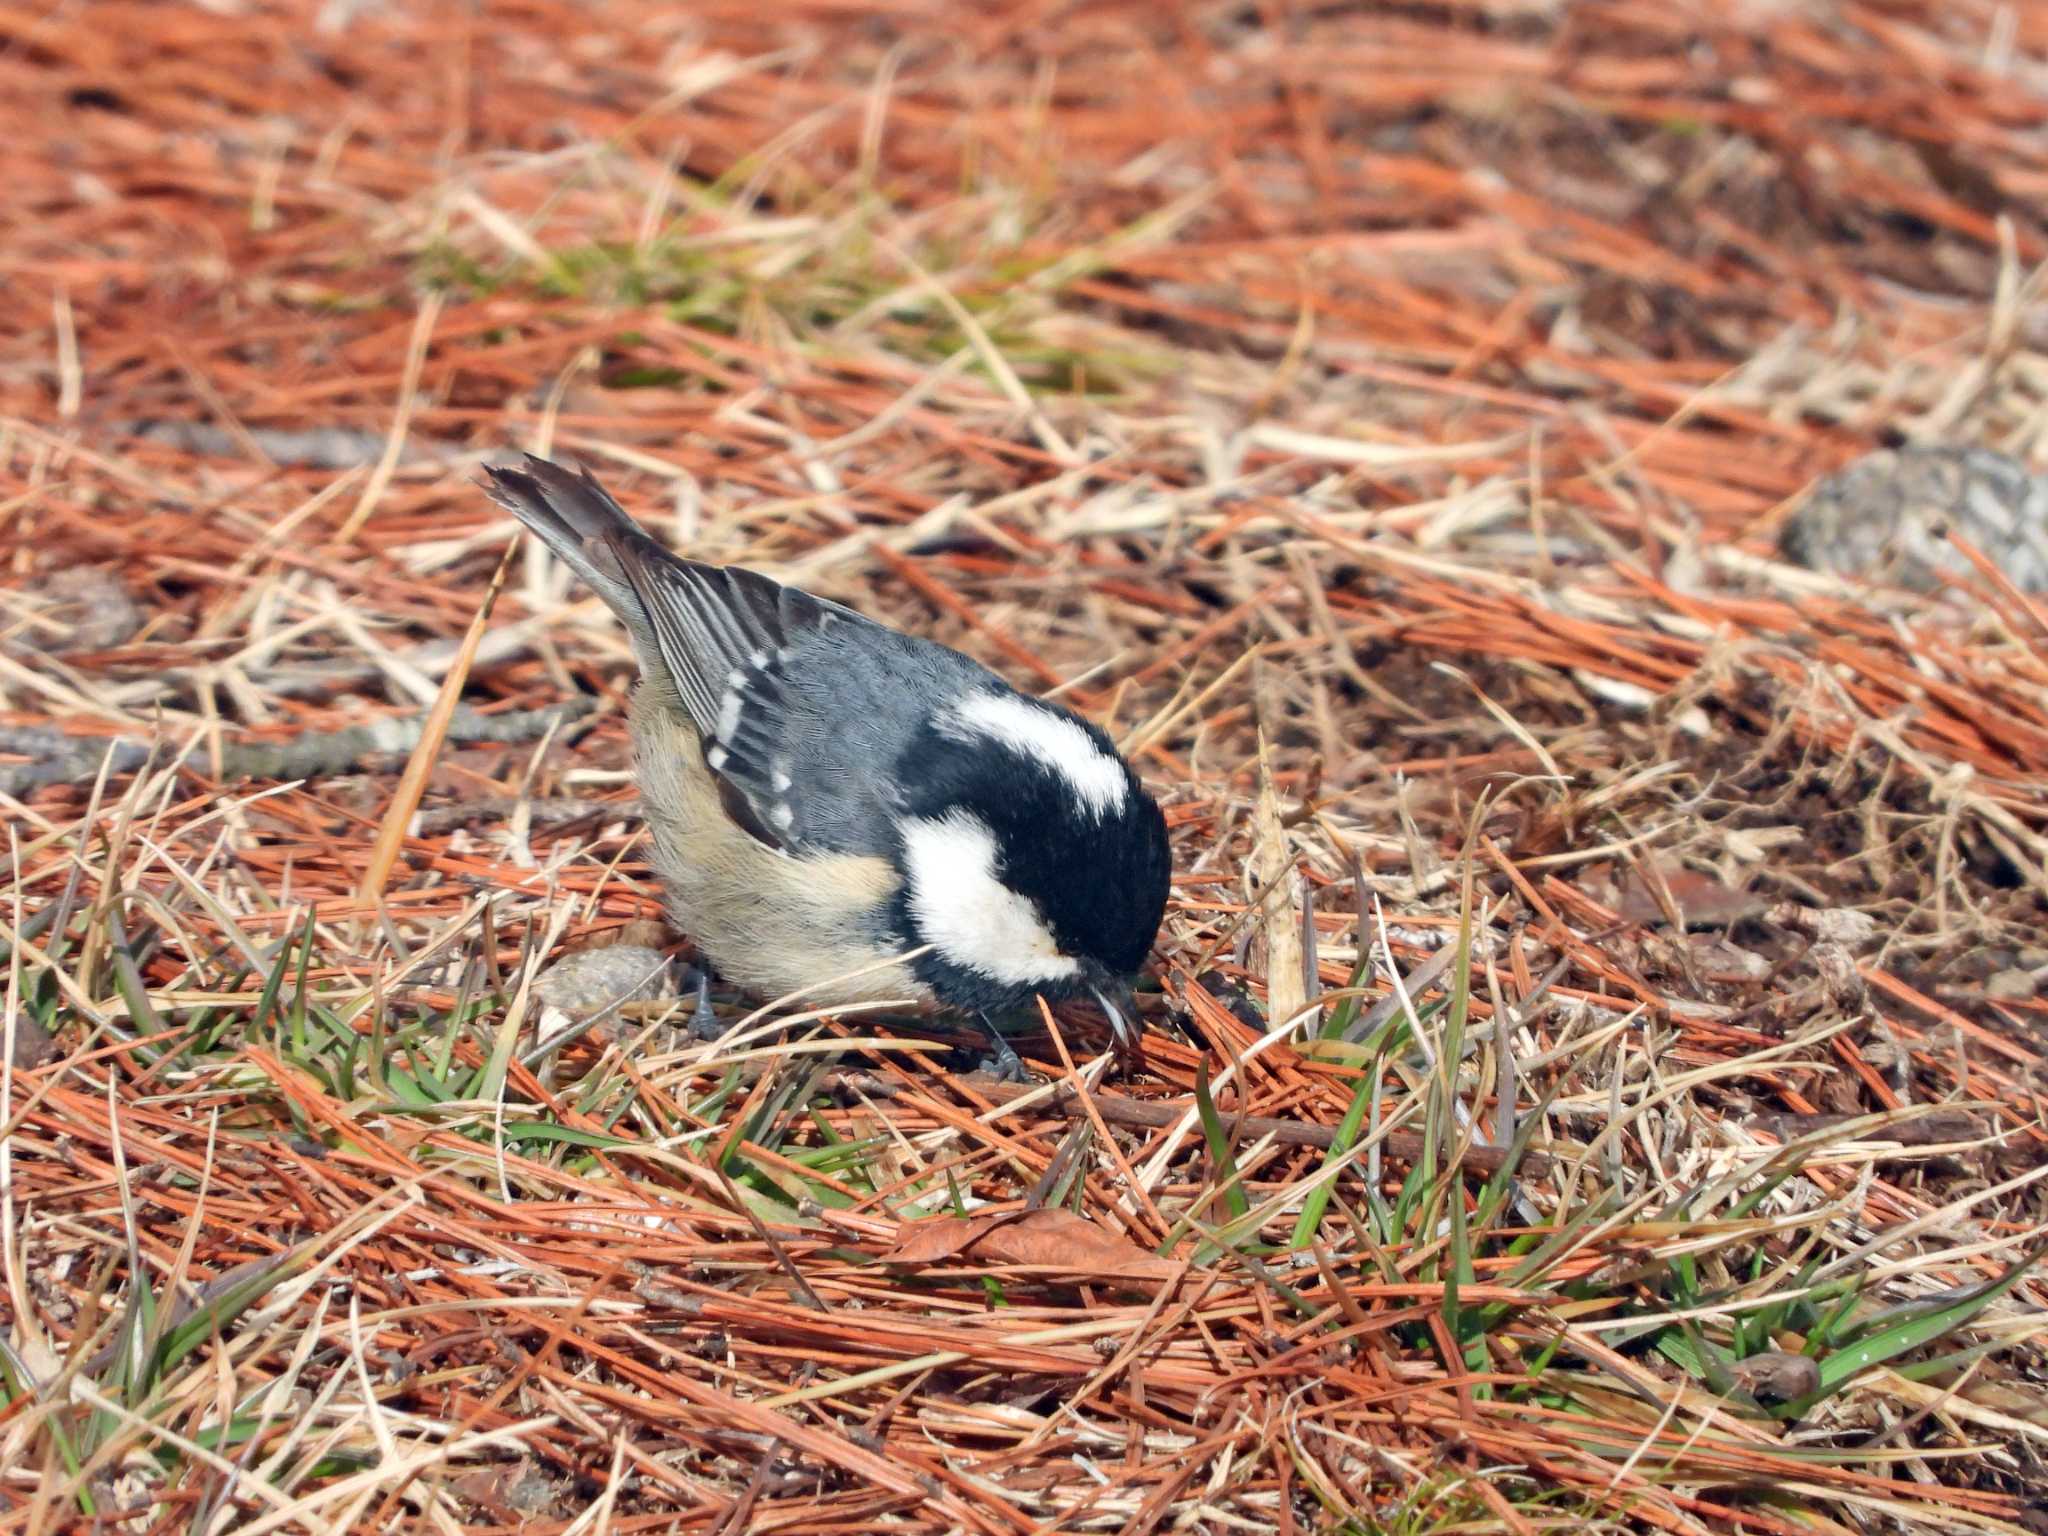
943, 691, 1127, 817
899, 810, 1081, 986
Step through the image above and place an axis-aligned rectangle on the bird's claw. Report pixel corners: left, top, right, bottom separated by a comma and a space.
969, 1013, 1027, 1082
974, 1040, 1027, 1083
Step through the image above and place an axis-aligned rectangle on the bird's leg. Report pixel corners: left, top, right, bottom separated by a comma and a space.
687, 968, 726, 1041
970, 1011, 1026, 1082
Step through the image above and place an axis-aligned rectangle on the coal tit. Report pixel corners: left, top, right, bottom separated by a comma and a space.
481, 456, 1170, 1067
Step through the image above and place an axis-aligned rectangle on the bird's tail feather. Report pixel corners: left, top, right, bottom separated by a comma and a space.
481, 454, 670, 660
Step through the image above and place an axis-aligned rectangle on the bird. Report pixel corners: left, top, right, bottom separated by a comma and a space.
481, 455, 1170, 1075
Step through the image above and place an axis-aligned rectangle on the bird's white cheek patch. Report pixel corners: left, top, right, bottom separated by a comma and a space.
944, 691, 1128, 818
900, 811, 1081, 987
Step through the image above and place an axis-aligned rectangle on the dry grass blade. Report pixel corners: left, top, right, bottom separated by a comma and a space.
357, 537, 519, 909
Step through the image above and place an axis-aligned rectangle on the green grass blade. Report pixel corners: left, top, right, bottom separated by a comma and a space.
1781, 1244, 2046, 1416
150, 1251, 310, 1381
1193, 1058, 1250, 1225
1289, 1071, 1375, 1250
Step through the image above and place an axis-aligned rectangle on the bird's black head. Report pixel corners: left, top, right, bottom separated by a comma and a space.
888, 688, 1171, 1016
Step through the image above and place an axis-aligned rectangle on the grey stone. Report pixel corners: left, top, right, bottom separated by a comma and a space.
1781, 445, 2048, 592
535, 944, 674, 1017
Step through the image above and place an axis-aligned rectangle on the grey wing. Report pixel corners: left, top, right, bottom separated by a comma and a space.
622, 548, 984, 857
484, 453, 971, 857
616, 553, 847, 846
621, 551, 815, 742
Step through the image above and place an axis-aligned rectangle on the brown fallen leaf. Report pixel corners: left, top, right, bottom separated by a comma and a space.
1605, 859, 1765, 930
879, 1208, 1183, 1282
879, 1214, 992, 1266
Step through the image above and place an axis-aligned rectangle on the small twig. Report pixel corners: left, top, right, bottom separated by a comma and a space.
1744, 1108, 1990, 1148
414, 792, 635, 835
360, 539, 518, 906
0, 703, 591, 798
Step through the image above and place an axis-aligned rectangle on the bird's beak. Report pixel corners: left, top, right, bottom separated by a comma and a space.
1089, 979, 1144, 1068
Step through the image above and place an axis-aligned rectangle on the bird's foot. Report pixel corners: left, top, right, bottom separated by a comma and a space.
966, 1012, 1027, 1083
